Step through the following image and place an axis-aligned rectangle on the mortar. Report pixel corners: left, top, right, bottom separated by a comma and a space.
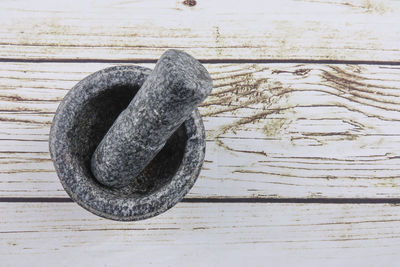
49, 59, 210, 221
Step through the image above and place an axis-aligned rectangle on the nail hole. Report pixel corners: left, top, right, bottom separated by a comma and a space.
183, 0, 197, 7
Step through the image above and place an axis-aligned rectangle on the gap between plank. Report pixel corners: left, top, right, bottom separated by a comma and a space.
2, 197, 400, 204
1, 58, 400, 65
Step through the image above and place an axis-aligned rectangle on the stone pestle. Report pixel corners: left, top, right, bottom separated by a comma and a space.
90, 49, 213, 189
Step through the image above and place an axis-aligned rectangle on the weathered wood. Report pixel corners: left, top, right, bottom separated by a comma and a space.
1, 62, 400, 199
2, 0, 400, 265
1, 202, 400, 266
0, 0, 400, 61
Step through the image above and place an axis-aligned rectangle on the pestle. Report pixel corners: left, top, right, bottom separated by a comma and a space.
91, 49, 213, 189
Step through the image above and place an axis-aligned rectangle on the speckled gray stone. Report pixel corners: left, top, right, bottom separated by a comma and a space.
91, 50, 213, 188
49, 50, 212, 221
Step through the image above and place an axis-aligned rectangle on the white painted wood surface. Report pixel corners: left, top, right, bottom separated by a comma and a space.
1, 63, 400, 198
2, 0, 400, 265
0, 0, 399, 61
2, 202, 400, 267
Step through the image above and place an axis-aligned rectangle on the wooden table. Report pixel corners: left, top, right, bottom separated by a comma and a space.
1, 0, 400, 266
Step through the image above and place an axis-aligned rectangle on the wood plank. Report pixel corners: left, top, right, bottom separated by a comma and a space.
0, 0, 400, 61
1, 202, 400, 266
1, 62, 400, 199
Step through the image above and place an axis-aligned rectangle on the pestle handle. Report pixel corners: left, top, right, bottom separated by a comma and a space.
91, 49, 213, 188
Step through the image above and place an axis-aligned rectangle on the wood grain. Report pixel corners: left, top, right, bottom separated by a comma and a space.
1, 202, 400, 266
2, 0, 400, 265
0, 0, 400, 61
1, 62, 400, 199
